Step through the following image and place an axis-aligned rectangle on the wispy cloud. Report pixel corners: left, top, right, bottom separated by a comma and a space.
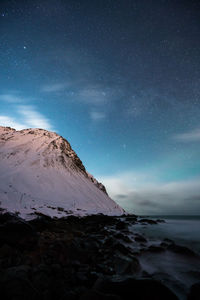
0, 103, 53, 131
90, 111, 105, 121
41, 81, 115, 110
174, 128, 200, 142
0, 116, 27, 130
0, 94, 23, 103
99, 172, 200, 215
78, 87, 108, 104
18, 105, 53, 130
41, 83, 68, 93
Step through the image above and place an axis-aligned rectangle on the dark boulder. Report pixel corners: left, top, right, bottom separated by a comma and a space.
114, 233, 132, 243
113, 255, 141, 275
147, 245, 165, 253
163, 238, 174, 244
94, 277, 178, 300
28, 215, 53, 231
134, 234, 147, 243
0, 265, 39, 300
156, 219, 165, 223
0, 213, 37, 249
103, 237, 132, 256
115, 221, 129, 230
138, 219, 157, 225
167, 244, 197, 256
188, 282, 200, 300
80, 289, 121, 300
124, 215, 138, 223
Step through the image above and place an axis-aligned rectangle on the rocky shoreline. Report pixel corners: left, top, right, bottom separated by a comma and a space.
0, 212, 199, 300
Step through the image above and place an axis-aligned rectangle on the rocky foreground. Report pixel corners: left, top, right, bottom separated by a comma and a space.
0, 213, 199, 300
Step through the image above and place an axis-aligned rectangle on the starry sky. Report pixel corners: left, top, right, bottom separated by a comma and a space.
1, 0, 200, 215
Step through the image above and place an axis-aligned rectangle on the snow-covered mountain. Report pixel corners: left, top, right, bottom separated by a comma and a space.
0, 126, 125, 219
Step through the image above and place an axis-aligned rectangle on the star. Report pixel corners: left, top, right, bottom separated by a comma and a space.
23, 46, 27, 50
1, 13, 5, 17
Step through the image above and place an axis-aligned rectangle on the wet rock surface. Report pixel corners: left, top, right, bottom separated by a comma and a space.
0, 213, 199, 300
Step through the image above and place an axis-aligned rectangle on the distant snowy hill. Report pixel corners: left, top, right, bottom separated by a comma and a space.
0, 126, 125, 219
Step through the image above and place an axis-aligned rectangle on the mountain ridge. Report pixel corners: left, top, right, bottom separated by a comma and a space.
0, 126, 124, 219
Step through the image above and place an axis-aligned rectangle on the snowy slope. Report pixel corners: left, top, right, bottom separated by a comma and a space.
0, 126, 125, 219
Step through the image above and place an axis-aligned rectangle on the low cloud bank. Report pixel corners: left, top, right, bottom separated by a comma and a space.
99, 173, 200, 215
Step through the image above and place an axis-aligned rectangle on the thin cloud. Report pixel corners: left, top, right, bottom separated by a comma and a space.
79, 87, 108, 104
0, 94, 23, 103
41, 83, 68, 93
173, 128, 200, 142
90, 111, 105, 121
0, 116, 27, 130
18, 106, 53, 130
0, 105, 54, 131
77, 85, 119, 106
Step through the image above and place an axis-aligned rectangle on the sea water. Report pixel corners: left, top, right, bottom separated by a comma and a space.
134, 215, 200, 254
130, 216, 200, 299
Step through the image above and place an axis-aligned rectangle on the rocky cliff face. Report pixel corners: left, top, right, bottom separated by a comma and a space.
0, 126, 124, 219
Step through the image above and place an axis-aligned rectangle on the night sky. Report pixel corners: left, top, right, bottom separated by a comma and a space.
1, 0, 200, 214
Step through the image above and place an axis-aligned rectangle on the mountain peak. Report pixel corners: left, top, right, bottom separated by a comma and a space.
0, 126, 124, 219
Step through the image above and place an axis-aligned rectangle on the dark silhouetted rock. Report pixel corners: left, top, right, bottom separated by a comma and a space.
156, 219, 165, 223
167, 244, 197, 256
115, 220, 129, 230
114, 233, 132, 243
148, 245, 165, 253
113, 255, 141, 275
94, 277, 178, 300
124, 215, 137, 223
80, 289, 121, 300
134, 234, 147, 243
188, 282, 200, 300
0, 265, 39, 300
0, 213, 37, 249
138, 218, 157, 225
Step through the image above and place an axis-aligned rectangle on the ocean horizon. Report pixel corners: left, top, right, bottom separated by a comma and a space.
131, 215, 200, 254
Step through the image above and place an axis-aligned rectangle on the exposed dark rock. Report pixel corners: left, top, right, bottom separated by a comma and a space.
160, 242, 169, 248
115, 220, 129, 230
94, 277, 179, 300
0, 218, 34, 236
0, 244, 13, 258
188, 282, 200, 300
0, 265, 39, 300
156, 219, 165, 223
103, 238, 132, 257
163, 238, 174, 244
0, 213, 37, 249
147, 245, 165, 253
80, 290, 121, 300
138, 218, 158, 224
114, 233, 132, 243
87, 173, 108, 195
0, 212, 190, 299
124, 215, 138, 222
167, 244, 197, 256
28, 215, 53, 231
113, 255, 141, 275
134, 234, 147, 243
